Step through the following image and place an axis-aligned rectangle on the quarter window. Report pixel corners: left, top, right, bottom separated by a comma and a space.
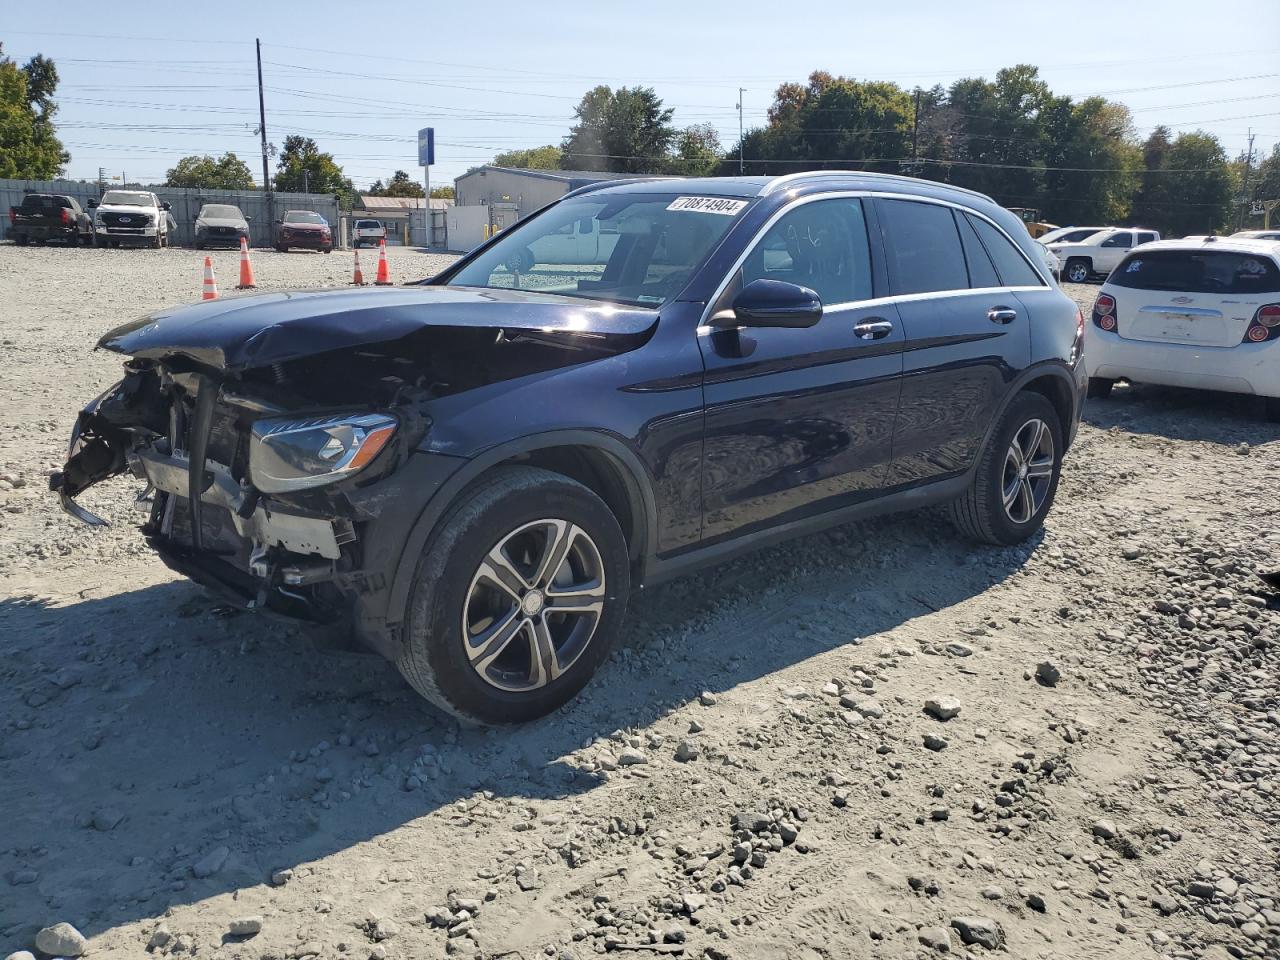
956, 214, 1000, 288
1137, 232, 1157, 245
968, 215, 1044, 287
740, 198, 873, 305
877, 199, 969, 295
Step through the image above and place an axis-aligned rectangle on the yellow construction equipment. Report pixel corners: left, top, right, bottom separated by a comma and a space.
1008, 207, 1058, 239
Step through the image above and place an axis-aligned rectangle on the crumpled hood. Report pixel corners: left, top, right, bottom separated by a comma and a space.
97, 285, 660, 372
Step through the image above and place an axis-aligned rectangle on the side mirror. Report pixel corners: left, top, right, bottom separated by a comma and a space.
161, 201, 172, 211
87, 199, 98, 209
712, 278, 823, 329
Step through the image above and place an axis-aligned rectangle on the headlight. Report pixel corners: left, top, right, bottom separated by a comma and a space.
249, 412, 397, 493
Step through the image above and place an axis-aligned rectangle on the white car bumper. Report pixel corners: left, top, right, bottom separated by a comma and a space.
97, 224, 159, 237
1086, 327, 1280, 398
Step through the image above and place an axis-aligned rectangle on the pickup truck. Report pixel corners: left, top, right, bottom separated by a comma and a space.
7, 193, 93, 245
90, 189, 174, 248
1046, 227, 1161, 283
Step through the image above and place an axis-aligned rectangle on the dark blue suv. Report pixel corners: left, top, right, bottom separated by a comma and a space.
54, 171, 1086, 723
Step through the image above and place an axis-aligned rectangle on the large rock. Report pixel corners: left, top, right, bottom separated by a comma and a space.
35, 923, 87, 957
950, 916, 1004, 950
924, 697, 962, 721
191, 845, 229, 878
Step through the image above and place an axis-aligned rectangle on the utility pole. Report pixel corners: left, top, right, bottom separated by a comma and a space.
1237, 127, 1256, 231
303, 169, 309, 195
736, 87, 745, 175
256, 39, 272, 227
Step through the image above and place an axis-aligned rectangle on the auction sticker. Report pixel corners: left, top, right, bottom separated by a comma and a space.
666, 196, 749, 215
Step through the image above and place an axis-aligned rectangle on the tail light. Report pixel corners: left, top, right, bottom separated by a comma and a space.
60, 208, 71, 225
1243, 304, 1280, 344
1092, 292, 1117, 332
7, 209, 14, 224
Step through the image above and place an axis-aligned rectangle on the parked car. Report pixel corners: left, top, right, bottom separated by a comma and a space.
1047, 227, 1161, 283
352, 218, 387, 248
194, 203, 250, 249
51, 171, 1085, 724
1084, 237, 1280, 420
7, 193, 93, 246
90, 190, 173, 248
1038, 226, 1106, 245
1232, 229, 1280, 242
1036, 241, 1061, 281
275, 210, 332, 252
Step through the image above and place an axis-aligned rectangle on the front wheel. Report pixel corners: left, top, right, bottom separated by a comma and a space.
950, 391, 1064, 545
1065, 258, 1091, 284
1087, 377, 1115, 399
397, 466, 631, 725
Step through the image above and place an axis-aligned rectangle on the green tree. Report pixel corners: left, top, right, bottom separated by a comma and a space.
561, 85, 675, 173
1132, 130, 1234, 235
1240, 143, 1280, 230
386, 170, 425, 197
1041, 97, 1141, 224
492, 144, 562, 169
273, 135, 357, 207
667, 123, 722, 176
430, 185, 455, 199
165, 152, 255, 189
0, 44, 68, 179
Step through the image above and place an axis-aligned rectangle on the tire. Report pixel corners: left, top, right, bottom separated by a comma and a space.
152, 234, 163, 249
505, 249, 535, 273
15, 235, 29, 246
1087, 377, 1115, 399
275, 244, 287, 253
322, 246, 332, 254
949, 391, 1064, 546
397, 466, 631, 725
1065, 258, 1091, 284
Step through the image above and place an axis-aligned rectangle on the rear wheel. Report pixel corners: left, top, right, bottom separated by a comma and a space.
1087, 377, 1115, 399
397, 466, 630, 725
950, 391, 1063, 545
1065, 258, 1091, 284
275, 243, 287, 253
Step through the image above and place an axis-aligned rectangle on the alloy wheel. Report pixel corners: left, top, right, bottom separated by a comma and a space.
1067, 262, 1089, 283
1001, 418, 1055, 525
462, 518, 606, 692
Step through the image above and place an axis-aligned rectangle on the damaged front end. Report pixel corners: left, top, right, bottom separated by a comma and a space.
51, 356, 431, 629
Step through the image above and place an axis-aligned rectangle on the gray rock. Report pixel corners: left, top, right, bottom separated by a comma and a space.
147, 924, 172, 949
1215, 877, 1239, 897
91, 808, 124, 831
855, 699, 884, 719
731, 811, 772, 834
699, 691, 718, 706
918, 926, 951, 952
191, 845, 230, 878
35, 922, 87, 957
8, 869, 38, 885
673, 740, 699, 763
1091, 819, 1118, 840
924, 697, 962, 721
371, 917, 399, 941
1035, 660, 1062, 686
270, 867, 294, 886
228, 916, 263, 937
923, 734, 949, 751
6, 952, 38, 960
618, 747, 648, 766
949, 916, 1004, 950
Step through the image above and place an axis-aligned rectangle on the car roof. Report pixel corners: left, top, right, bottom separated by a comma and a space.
572, 170, 997, 205
1115, 237, 1280, 260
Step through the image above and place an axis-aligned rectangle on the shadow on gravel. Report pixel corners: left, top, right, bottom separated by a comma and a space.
0, 512, 1033, 944
1084, 382, 1278, 444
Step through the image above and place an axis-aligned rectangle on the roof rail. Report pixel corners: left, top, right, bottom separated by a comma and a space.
758, 169, 994, 203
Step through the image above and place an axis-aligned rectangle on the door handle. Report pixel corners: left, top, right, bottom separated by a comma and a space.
988, 306, 1018, 325
853, 318, 894, 340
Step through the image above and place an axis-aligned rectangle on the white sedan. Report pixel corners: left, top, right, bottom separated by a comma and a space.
1083, 237, 1280, 420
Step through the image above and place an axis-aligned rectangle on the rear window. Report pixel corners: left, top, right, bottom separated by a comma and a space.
877, 199, 969, 295
355, 219, 382, 228
19, 195, 69, 211
1111, 250, 1280, 294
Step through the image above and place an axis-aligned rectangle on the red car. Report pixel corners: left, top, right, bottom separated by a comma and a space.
274, 210, 332, 253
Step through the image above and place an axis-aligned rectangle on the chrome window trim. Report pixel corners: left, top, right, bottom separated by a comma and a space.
699, 190, 1050, 330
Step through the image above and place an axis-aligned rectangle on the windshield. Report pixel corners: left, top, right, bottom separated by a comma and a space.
199, 204, 242, 219
101, 191, 151, 206
446, 192, 750, 306
1111, 250, 1280, 294
284, 211, 325, 224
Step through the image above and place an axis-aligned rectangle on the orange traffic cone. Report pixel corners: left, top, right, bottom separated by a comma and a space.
374, 238, 391, 285
236, 237, 256, 290
201, 256, 218, 301
351, 247, 366, 286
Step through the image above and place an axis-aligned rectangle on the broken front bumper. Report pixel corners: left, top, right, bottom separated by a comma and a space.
50, 371, 459, 658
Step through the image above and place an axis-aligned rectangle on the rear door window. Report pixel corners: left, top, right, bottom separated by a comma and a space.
969, 215, 1044, 286
741, 198, 873, 305
877, 199, 969, 295
1101, 232, 1133, 249
1137, 232, 1158, 245
1110, 250, 1280, 294
956, 214, 1000, 288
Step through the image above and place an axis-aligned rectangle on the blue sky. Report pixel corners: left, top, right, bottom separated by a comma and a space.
3, 0, 1278, 189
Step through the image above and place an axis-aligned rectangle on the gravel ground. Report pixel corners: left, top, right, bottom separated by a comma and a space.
1, 243, 1278, 960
